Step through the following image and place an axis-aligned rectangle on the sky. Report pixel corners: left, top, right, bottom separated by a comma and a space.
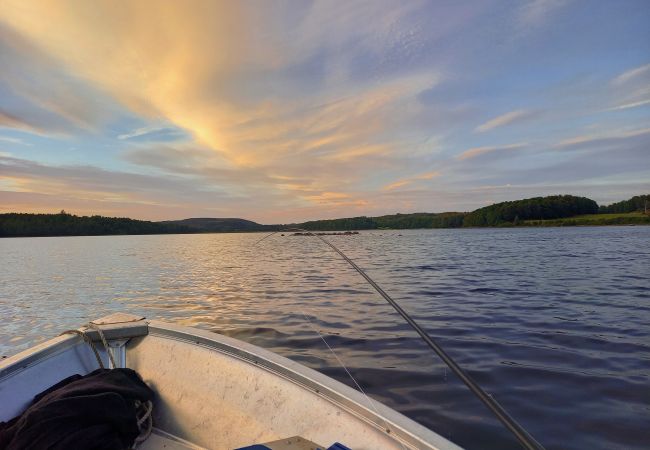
0, 0, 648, 223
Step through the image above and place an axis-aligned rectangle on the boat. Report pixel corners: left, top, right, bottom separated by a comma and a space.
0, 313, 462, 450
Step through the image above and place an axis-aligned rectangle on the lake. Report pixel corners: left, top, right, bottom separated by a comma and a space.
1, 227, 649, 449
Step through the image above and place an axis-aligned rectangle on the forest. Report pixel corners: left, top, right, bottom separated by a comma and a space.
0, 212, 192, 237
598, 195, 649, 214
1, 194, 648, 237
461, 195, 599, 227
301, 194, 648, 229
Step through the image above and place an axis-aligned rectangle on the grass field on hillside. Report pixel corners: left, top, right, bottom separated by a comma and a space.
523, 212, 650, 226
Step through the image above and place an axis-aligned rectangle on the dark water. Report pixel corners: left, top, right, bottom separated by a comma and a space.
1, 227, 649, 449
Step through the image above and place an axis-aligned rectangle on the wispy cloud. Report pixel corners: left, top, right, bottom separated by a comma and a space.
474, 110, 534, 133
555, 127, 650, 149
611, 63, 650, 86
0, 2, 434, 165
606, 99, 650, 111
0, 1, 647, 220
0, 23, 114, 136
0, 110, 49, 136
383, 180, 411, 191
117, 126, 179, 141
0, 153, 279, 220
0, 135, 30, 146
301, 191, 366, 208
516, 0, 571, 29
382, 171, 439, 190
457, 143, 527, 161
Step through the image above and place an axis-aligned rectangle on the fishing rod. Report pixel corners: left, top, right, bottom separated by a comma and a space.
256, 228, 545, 450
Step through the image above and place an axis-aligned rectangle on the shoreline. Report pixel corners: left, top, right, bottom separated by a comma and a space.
1, 221, 648, 238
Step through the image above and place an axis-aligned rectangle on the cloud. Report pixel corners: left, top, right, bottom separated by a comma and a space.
451, 133, 650, 191
554, 127, 650, 149
382, 171, 439, 190
0, 1, 436, 165
122, 143, 293, 194
303, 191, 350, 203
383, 180, 410, 191
0, 154, 206, 197
516, 0, 571, 29
606, 99, 650, 111
606, 62, 650, 114
457, 143, 527, 160
0, 1, 455, 222
474, 109, 534, 133
0, 23, 118, 136
0, 109, 64, 136
0, 0, 443, 221
117, 125, 185, 141
123, 142, 382, 213
0, 153, 295, 220
0, 1, 648, 221
611, 63, 650, 86
0, 152, 381, 221
0, 111, 35, 133
0, 135, 30, 146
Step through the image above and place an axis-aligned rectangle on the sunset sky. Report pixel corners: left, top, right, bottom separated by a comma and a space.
0, 1, 648, 223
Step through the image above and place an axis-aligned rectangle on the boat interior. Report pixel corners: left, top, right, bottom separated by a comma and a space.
0, 313, 459, 450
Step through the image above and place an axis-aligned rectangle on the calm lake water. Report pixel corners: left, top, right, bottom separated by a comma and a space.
1, 227, 649, 449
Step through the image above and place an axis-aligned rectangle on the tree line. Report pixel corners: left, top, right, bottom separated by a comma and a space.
298, 212, 465, 230
300, 194, 648, 229
598, 195, 650, 214
461, 195, 598, 227
0, 212, 192, 237
1, 194, 647, 236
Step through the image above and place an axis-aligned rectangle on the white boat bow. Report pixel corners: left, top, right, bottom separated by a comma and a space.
0, 313, 461, 450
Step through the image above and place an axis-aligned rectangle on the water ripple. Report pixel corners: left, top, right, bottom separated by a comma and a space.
1, 227, 649, 450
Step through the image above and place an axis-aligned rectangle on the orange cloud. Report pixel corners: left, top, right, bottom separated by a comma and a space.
0, 2, 455, 220
474, 110, 533, 133
0, 1, 433, 168
456, 143, 526, 160
382, 171, 440, 190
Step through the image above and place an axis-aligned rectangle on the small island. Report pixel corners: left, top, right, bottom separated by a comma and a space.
292, 231, 360, 236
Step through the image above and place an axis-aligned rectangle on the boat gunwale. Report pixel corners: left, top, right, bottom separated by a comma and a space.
0, 333, 80, 381
0, 317, 148, 381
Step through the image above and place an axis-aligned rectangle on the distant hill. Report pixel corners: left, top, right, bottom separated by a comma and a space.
161, 218, 277, 232
0, 212, 192, 237
0, 213, 276, 237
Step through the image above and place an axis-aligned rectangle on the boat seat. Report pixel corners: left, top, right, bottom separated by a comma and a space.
235, 436, 351, 450
138, 428, 207, 450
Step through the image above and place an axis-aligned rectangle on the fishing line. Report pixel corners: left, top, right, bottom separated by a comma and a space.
254, 228, 545, 450
298, 309, 408, 450
258, 234, 407, 448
